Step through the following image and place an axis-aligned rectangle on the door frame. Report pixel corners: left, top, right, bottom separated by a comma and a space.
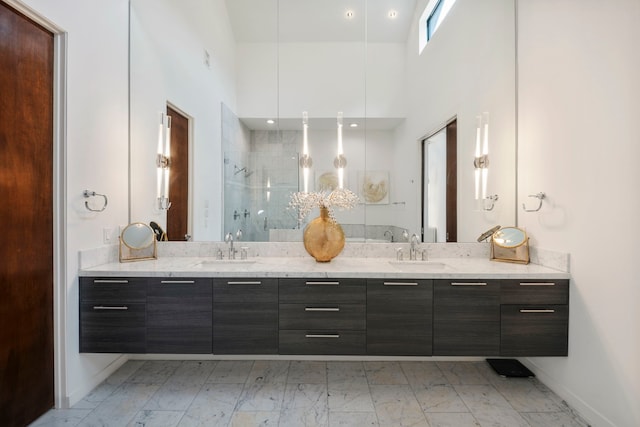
3, 0, 68, 409
419, 116, 457, 243
166, 101, 193, 240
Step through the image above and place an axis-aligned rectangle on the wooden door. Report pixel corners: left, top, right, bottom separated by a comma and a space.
166, 106, 189, 240
0, 3, 54, 426
421, 118, 457, 242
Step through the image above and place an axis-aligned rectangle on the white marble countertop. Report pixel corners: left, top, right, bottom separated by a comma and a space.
79, 256, 570, 280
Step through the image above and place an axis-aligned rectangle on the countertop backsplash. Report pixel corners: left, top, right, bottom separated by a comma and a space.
79, 242, 569, 273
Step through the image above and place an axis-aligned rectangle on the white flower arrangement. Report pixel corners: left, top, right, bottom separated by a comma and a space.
288, 188, 359, 224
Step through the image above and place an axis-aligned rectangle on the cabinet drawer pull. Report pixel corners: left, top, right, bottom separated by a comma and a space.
227, 281, 262, 285
93, 279, 129, 284
305, 334, 340, 339
305, 281, 339, 285
93, 306, 128, 310
305, 307, 340, 312
519, 282, 556, 286
520, 309, 556, 313
384, 282, 418, 286
160, 280, 195, 284
451, 282, 487, 286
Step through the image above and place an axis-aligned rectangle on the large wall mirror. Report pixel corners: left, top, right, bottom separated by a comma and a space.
129, 0, 516, 243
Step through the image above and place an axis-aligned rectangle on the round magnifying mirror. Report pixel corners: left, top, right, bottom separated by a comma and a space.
121, 222, 155, 249
492, 227, 527, 248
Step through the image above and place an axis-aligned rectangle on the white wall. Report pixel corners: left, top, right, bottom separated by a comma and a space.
398, 0, 517, 241
517, 1, 640, 426
130, 0, 237, 241
237, 42, 405, 119
12, 0, 130, 407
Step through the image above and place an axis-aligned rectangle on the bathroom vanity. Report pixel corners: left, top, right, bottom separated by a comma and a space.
79, 253, 570, 358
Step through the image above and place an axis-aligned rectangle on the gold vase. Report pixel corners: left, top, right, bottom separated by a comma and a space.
303, 206, 345, 262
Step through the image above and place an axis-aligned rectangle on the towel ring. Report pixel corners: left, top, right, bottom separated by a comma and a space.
483, 194, 499, 211
522, 192, 545, 212
83, 190, 108, 212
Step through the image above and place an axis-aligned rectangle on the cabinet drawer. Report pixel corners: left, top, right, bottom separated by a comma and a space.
80, 302, 146, 353
279, 303, 365, 330
279, 278, 365, 303
367, 279, 432, 333
501, 305, 569, 356
279, 330, 365, 355
80, 277, 147, 303
213, 303, 278, 354
501, 280, 569, 304
213, 278, 278, 303
147, 279, 212, 328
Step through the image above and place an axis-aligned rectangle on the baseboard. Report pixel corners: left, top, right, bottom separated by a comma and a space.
520, 358, 615, 427
66, 355, 129, 408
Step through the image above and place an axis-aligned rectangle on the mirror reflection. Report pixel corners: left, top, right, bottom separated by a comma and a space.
121, 223, 155, 249
129, 0, 516, 243
493, 227, 527, 248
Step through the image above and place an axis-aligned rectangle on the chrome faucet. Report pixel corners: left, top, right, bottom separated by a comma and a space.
410, 233, 419, 260
384, 230, 394, 242
225, 232, 236, 259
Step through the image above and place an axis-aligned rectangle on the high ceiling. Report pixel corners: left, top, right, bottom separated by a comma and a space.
225, 0, 418, 43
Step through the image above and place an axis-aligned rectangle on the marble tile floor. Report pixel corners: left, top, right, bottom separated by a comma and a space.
31, 360, 590, 427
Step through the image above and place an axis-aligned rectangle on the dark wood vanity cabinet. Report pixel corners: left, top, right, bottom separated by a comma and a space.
500, 280, 569, 356
79, 277, 147, 353
146, 278, 212, 353
79, 275, 569, 357
279, 278, 366, 354
213, 278, 278, 354
366, 279, 433, 355
433, 279, 501, 356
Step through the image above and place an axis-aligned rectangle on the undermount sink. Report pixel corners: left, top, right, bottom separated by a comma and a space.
388, 260, 450, 271
194, 259, 255, 267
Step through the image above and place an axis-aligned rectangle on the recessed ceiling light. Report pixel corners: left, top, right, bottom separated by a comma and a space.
346, 10, 354, 19
266, 119, 275, 124
349, 123, 358, 128
388, 10, 398, 19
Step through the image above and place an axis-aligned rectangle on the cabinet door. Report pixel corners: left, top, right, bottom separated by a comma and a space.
501, 305, 569, 356
147, 279, 212, 353
213, 278, 278, 354
79, 278, 147, 353
367, 279, 433, 356
433, 280, 500, 355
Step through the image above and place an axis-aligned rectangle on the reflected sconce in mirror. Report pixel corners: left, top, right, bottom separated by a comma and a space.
334, 112, 347, 189
299, 111, 313, 193
156, 112, 172, 210
474, 112, 498, 211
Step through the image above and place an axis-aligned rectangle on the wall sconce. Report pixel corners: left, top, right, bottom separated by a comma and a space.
474, 112, 497, 211
334, 111, 347, 189
299, 111, 313, 192
156, 112, 171, 210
